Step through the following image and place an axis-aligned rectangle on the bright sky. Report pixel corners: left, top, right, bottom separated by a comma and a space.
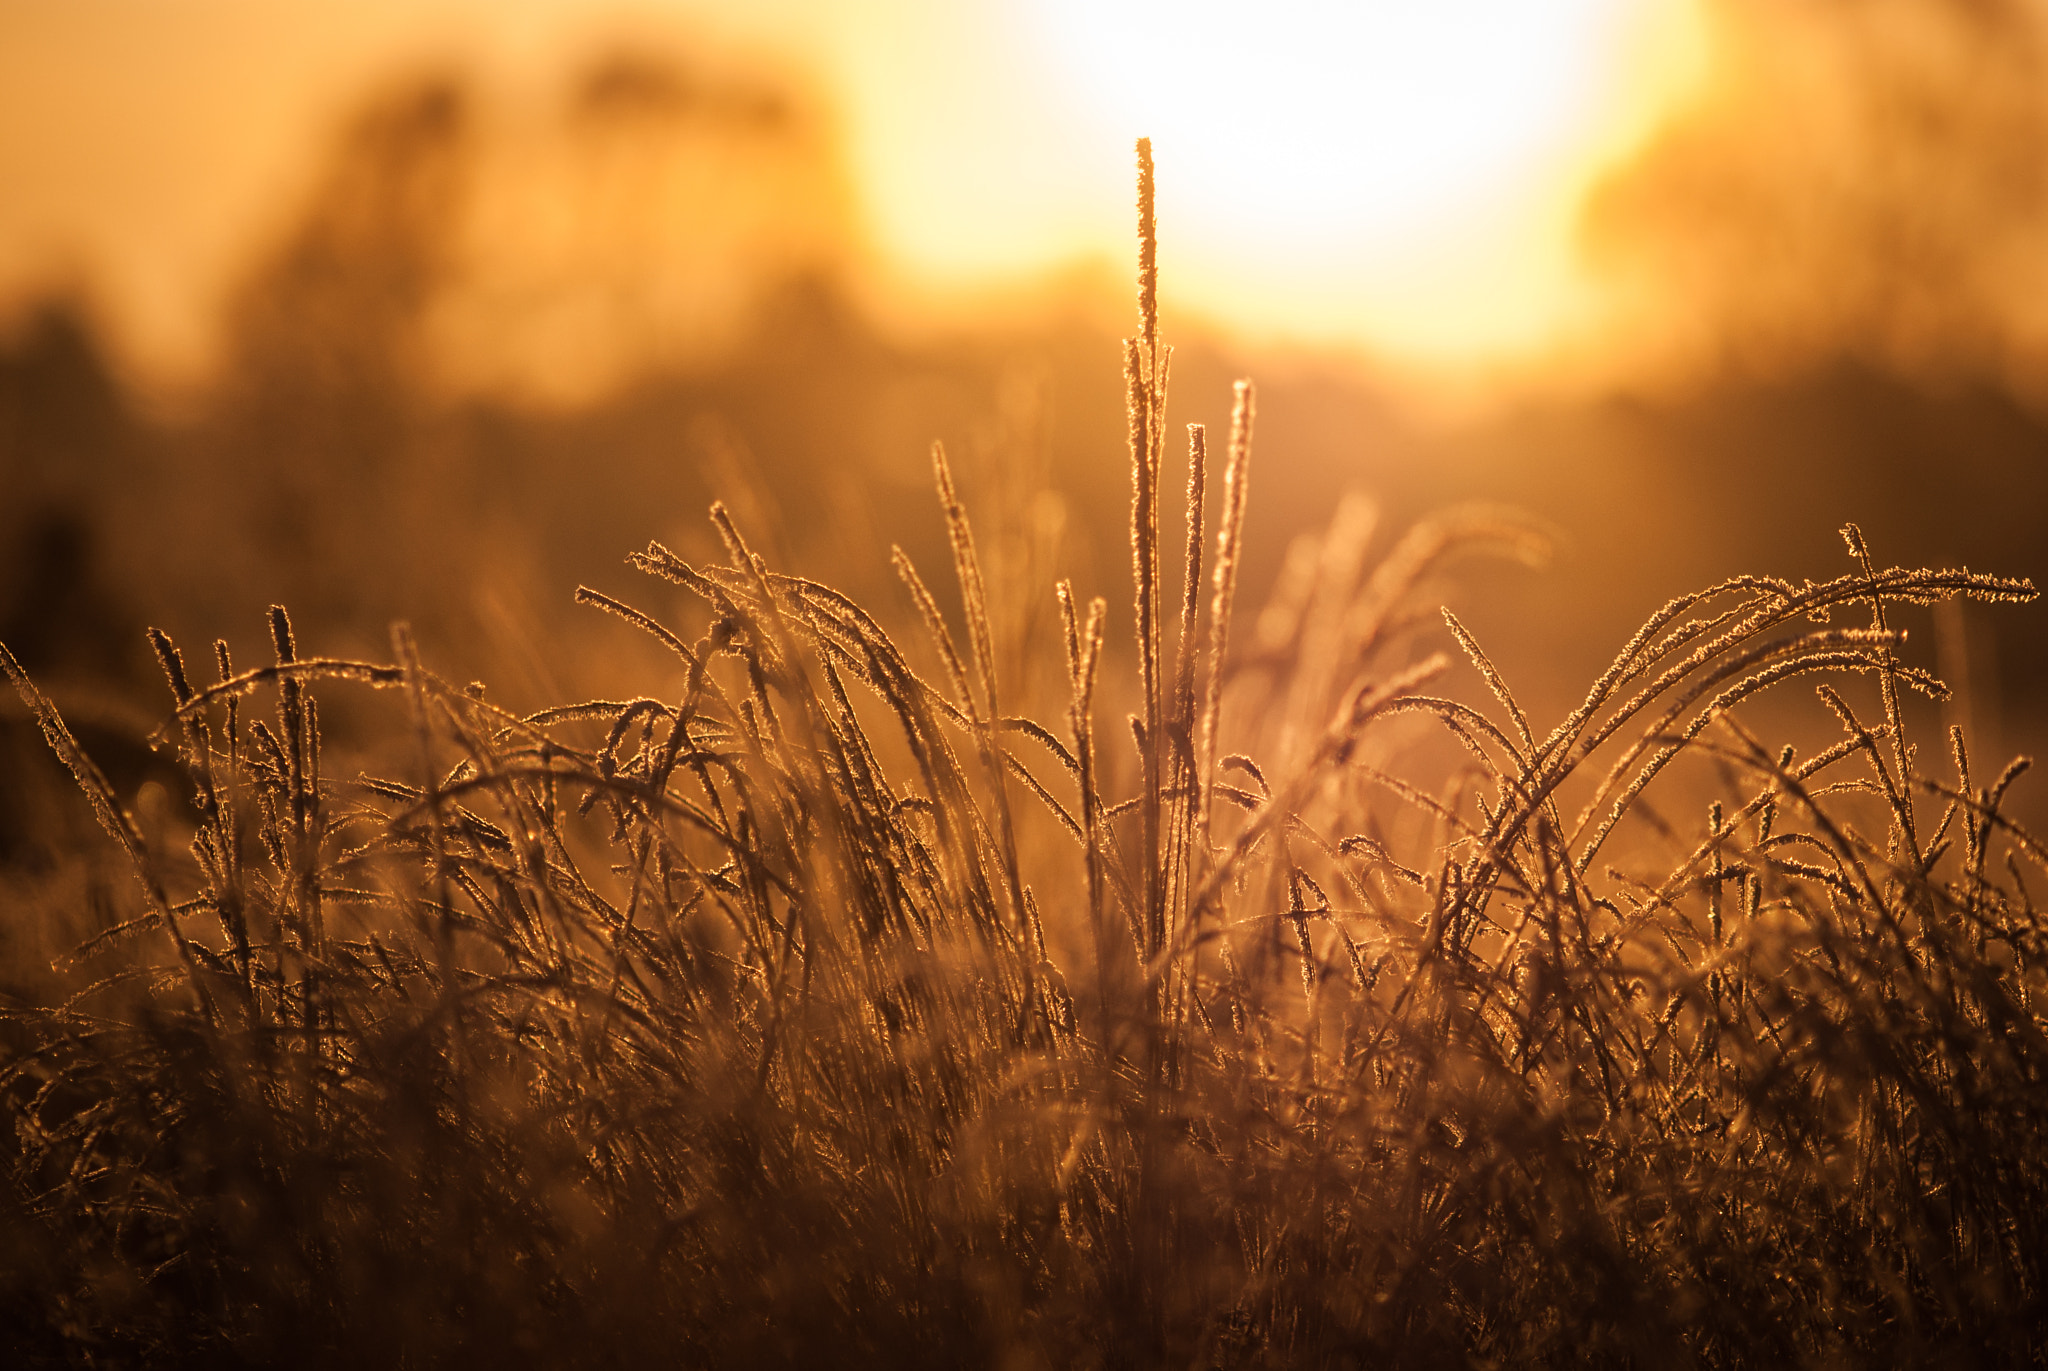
0, 0, 1707, 386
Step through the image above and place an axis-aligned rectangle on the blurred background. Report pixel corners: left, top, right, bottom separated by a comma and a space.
5, 0, 2048, 857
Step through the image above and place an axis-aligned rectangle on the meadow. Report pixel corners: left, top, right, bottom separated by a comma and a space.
3, 146, 2046, 1367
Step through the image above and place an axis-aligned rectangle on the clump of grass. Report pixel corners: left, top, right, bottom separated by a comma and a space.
3, 141, 2046, 1368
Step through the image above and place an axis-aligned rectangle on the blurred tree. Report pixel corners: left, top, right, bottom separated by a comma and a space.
0, 303, 141, 683
1583, 0, 2048, 392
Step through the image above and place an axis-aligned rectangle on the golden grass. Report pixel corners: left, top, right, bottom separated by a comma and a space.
2, 142, 2045, 1367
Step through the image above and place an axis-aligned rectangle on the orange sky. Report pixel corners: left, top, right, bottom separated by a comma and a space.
0, 0, 1708, 389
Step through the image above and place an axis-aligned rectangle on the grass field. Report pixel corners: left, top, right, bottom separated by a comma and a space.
4, 146, 2046, 1368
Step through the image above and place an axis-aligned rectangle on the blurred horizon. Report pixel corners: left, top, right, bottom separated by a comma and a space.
14, 2, 2048, 399
3, 0, 1705, 395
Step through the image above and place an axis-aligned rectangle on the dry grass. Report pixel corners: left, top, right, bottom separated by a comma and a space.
3, 142, 2046, 1368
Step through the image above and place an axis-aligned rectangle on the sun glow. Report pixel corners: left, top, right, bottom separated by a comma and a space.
1038, 2, 1623, 248
998, 0, 1708, 361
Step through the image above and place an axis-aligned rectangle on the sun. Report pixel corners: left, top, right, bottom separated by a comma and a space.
1031, 0, 1626, 249
1007, 0, 1706, 361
